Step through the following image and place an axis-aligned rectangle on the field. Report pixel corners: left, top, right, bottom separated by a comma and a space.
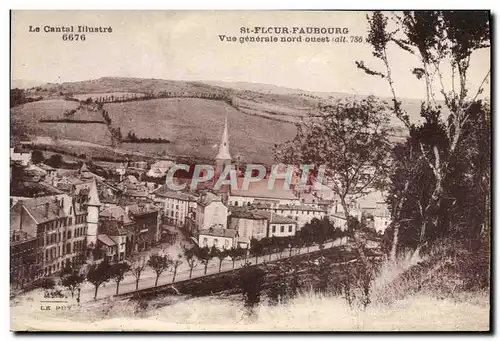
11, 77, 440, 163
11, 99, 113, 145
104, 98, 297, 164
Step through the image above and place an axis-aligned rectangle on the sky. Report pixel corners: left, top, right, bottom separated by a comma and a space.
11, 10, 491, 99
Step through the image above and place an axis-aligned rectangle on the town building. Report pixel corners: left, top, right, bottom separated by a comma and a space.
98, 220, 129, 262
10, 145, 32, 166
128, 203, 162, 252
196, 192, 228, 231
99, 204, 136, 254
260, 211, 298, 238
253, 203, 327, 230
228, 207, 268, 243
198, 226, 237, 250
10, 193, 89, 279
153, 186, 198, 227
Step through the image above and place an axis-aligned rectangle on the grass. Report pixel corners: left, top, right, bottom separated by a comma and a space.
11, 100, 113, 145
104, 98, 297, 164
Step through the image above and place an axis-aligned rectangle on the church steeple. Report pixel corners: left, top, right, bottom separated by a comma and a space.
215, 116, 231, 162
215, 116, 232, 176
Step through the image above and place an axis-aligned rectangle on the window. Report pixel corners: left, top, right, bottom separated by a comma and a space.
272, 226, 276, 233
280, 225, 284, 233
288, 225, 293, 232
203, 237, 208, 246
67, 230, 72, 239
176, 205, 179, 210
68, 217, 72, 226
235, 201, 239, 206
66, 243, 71, 254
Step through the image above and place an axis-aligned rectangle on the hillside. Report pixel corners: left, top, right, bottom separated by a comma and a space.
11, 77, 429, 163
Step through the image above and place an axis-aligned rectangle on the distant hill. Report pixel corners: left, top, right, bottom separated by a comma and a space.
11, 77, 432, 164
11, 79, 47, 89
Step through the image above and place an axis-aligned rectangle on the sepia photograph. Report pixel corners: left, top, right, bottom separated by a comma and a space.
9, 10, 491, 331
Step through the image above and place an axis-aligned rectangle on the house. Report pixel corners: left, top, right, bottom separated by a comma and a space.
196, 192, 228, 231
372, 207, 391, 234
98, 220, 129, 262
228, 207, 268, 241
10, 231, 41, 288
128, 202, 161, 252
198, 226, 237, 250
259, 211, 297, 238
10, 146, 32, 166
99, 204, 136, 254
147, 160, 175, 178
153, 186, 198, 227
330, 213, 348, 231
253, 203, 327, 230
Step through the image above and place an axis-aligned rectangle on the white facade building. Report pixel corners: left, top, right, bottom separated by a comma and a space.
196, 192, 228, 231
154, 186, 197, 227
198, 227, 236, 250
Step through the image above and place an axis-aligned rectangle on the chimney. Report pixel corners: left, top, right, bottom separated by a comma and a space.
44, 202, 50, 218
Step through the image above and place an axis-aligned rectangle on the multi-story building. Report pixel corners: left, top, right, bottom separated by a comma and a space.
10, 192, 89, 279
153, 186, 198, 227
98, 220, 128, 262
128, 203, 161, 252
196, 192, 228, 231
100, 204, 136, 255
228, 207, 268, 242
198, 226, 237, 250
260, 211, 297, 238
253, 203, 327, 230
10, 230, 41, 288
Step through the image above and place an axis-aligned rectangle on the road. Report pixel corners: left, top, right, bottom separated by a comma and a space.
70, 237, 348, 303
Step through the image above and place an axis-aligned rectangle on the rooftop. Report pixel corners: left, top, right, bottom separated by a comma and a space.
198, 192, 223, 207
199, 227, 237, 238
230, 178, 298, 200
154, 186, 198, 201
98, 234, 117, 247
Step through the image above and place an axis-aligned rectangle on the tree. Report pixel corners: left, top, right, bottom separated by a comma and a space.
238, 262, 266, 311
198, 246, 213, 275
59, 263, 84, 298
171, 254, 183, 282
130, 258, 148, 291
110, 262, 131, 295
86, 259, 112, 300
274, 96, 393, 269
47, 154, 63, 168
31, 150, 44, 164
215, 248, 229, 272
184, 247, 198, 279
148, 253, 172, 287
227, 247, 244, 269
357, 11, 490, 254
